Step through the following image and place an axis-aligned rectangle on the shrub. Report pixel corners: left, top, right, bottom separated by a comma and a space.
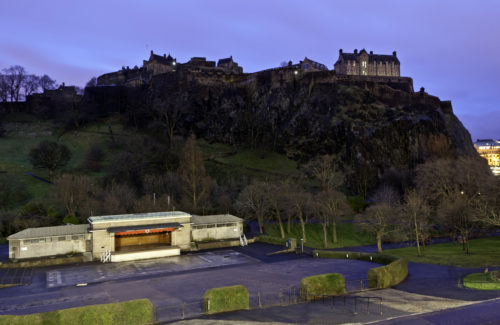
367, 258, 408, 289
203, 285, 249, 314
347, 196, 369, 213
300, 273, 345, 300
62, 215, 79, 225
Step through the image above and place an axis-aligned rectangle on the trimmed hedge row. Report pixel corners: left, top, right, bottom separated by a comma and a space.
313, 250, 408, 289
300, 273, 346, 300
0, 299, 153, 325
203, 285, 249, 314
256, 235, 288, 246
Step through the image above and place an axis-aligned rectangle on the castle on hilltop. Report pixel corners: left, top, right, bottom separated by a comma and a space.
96, 48, 404, 87
334, 49, 400, 77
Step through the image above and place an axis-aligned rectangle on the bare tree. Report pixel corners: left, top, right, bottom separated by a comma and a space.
39, 74, 57, 90
355, 185, 400, 252
0, 74, 8, 102
266, 180, 291, 239
302, 155, 344, 191
235, 181, 268, 235
51, 174, 97, 221
401, 190, 431, 256
313, 189, 350, 248
437, 189, 481, 254
286, 185, 312, 243
29, 140, 72, 178
22, 74, 40, 97
152, 99, 182, 148
177, 134, 211, 213
3, 65, 26, 102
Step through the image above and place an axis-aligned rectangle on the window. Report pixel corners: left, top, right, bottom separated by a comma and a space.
58, 236, 66, 241
303, 63, 309, 70
71, 235, 79, 240
362, 61, 367, 68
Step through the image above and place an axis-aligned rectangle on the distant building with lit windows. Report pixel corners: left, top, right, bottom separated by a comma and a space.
474, 139, 500, 176
334, 49, 400, 76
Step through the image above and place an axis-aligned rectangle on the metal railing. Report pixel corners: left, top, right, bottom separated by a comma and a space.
153, 281, 381, 323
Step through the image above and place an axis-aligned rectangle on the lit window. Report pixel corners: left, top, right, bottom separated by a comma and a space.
362, 61, 367, 68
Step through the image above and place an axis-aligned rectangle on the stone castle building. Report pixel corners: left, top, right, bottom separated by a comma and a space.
97, 50, 244, 86
95, 48, 405, 88
334, 49, 400, 77
217, 56, 243, 74
143, 50, 177, 75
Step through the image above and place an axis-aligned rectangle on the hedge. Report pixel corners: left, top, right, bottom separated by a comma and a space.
313, 250, 408, 289
0, 299, 154, 325
300, 273, 345, 300
203, 285, 249, 314
256, 235, 288, 246
367, 259, 408, 288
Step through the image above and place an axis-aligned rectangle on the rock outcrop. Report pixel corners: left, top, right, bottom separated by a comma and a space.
82, 69, 476, 181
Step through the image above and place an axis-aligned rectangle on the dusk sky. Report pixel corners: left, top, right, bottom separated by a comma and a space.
1, 0, 499, 141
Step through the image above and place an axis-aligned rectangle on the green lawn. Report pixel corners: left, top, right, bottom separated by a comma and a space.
463, 272, 500, 290
198, 140, 300, 176
384, 237, 500, 267
264, 222, 375, 249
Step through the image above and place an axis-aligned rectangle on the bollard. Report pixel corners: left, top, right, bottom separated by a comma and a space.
354, 297, 357, 315
181, 301, 185, 319
258, 290, 262, 308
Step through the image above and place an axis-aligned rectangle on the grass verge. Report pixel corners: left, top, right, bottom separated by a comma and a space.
0, 298, 153, 325
463, 272, 500, 290
384, 237, 500, 267
264, 222, 375, 249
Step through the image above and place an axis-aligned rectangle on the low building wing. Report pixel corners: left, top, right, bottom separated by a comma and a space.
7, 224, 89, 240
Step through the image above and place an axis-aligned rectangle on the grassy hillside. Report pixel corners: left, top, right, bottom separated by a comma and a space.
0, 114, 123, 206
0, 113, 303, 211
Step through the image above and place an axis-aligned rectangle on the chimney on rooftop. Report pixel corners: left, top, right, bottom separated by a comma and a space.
370, 51, 373, 55
354, 49, 358, 54
393, 51, 397, 57
339, 49, 343, 54
151, 50, 153, 55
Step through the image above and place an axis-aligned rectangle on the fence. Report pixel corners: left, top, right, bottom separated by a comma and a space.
153, 279, 380, 323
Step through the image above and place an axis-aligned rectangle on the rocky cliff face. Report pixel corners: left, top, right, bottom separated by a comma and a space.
83, 69, 476, 180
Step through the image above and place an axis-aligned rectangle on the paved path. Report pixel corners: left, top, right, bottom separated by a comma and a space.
0, 243, 378, 318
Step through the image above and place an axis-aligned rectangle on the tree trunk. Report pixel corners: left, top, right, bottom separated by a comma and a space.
376, 234, 382, 253
332, 221, 338, 244
275, 207, 285, 239
297, 209, 306, 243
258, 214, 263, 235
287, 215, 291, 234
323, 223, 328, 249
414, 212, 421, 257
